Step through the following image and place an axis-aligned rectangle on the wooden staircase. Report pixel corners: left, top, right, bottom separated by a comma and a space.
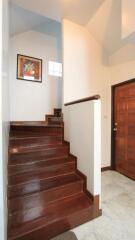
8, 109, 101, 240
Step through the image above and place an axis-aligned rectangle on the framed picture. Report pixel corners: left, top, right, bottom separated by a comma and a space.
17, 54, 42, 83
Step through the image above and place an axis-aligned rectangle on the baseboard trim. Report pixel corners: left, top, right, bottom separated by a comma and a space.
101, 166, 112, 172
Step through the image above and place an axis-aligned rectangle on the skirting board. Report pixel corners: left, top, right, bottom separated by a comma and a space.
101, 166, 112, 172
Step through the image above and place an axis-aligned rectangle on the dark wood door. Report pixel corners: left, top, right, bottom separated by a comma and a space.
113, 81, 135, 180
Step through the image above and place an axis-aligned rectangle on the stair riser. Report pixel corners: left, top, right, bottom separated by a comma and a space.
48, 120, 61, 125
8, 194, 94, 235
9, 207, 99, 240
48, 116, 62, 120
9, 181, 83, 213
9, 159, 70, 176
9, 162, 76, 186
8, 194, 89, 229
47, 117, 63, 124
10, 126, 63, 138
9, 143, 64, 155
54, 108, 62, 117
10, 136, 63, 148
9, 146, 69, 164
8, 174, 79, 199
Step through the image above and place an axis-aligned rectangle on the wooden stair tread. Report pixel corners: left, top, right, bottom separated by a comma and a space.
10, 143, 69, 154
8, 173, 82, 199
10, 141, 68, 150
10, 136, 62, 148
9, 143, 67, 154
9, 155, 72, 167
9, 193, 93, 239
8, 159, 76, 186
9, 154, 70, 165
10, 122, 63, 127
8, 175, 83, 213
10, 135, 62, 140
8, 156, 76, 175
10, 125, 63, 138
9, 145, 69, 164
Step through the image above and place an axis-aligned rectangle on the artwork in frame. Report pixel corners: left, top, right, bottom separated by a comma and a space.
17, 54, 42, 82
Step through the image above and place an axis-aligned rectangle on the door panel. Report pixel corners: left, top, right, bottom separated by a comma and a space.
113, 81, 135, 180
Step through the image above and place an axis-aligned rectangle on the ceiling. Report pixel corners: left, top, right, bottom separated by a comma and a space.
86, 0, 122, 55
9, 3, 61, 37
9, 0, 105, 25
86, 0, 135, 55
10, 0, 135, 56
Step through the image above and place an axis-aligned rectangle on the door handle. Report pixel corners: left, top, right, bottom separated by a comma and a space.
113, 128, 117, 132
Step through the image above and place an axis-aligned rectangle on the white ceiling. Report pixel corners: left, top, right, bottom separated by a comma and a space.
10, 0, 135, 56
9, 3, 61, 37
9, 0, 105, 25
86, 0, 122, 55
86, 0, 135, 55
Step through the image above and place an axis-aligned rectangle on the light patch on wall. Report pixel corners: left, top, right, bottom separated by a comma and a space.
49, 61, 62, 77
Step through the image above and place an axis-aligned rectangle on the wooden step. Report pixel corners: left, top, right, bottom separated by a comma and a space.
45, 115, 63, 126
10, 124, 63, 138
8, 158, 76, 186
8, 173, 81, 199
8, 193, 95, 240
9, 143, 66, 154
9, 144, 69, 164
8, 117, 101, 240
47, 117, 63, 126
8, 156, 75, 175
54, 108, 62, 117
10, 136, 63, 148
8, 176, 83, 213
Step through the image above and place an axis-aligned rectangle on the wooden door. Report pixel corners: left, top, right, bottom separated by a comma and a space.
113, 81, 135, 180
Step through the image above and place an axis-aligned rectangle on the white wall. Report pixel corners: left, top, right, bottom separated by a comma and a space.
109, 45, 135, 85
64, 100, 101, 196
9, 30, 62, 121
110, 61, 135, 85
0, 0, 10, 239
63, 19, 111, 168
109, 44, 135, 66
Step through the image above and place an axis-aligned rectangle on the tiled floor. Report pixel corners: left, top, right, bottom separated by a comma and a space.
73, 171, 135, 240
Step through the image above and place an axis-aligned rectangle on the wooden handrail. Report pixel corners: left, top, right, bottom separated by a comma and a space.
64, 95, 100, 106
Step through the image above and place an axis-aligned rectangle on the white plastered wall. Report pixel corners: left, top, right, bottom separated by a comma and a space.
110, 45, 135, 84
63, 19, 111, 168
64, 100, 101, 196
9, 30, 62, 121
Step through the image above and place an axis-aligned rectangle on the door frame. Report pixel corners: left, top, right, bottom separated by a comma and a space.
111, 78, 135, 170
